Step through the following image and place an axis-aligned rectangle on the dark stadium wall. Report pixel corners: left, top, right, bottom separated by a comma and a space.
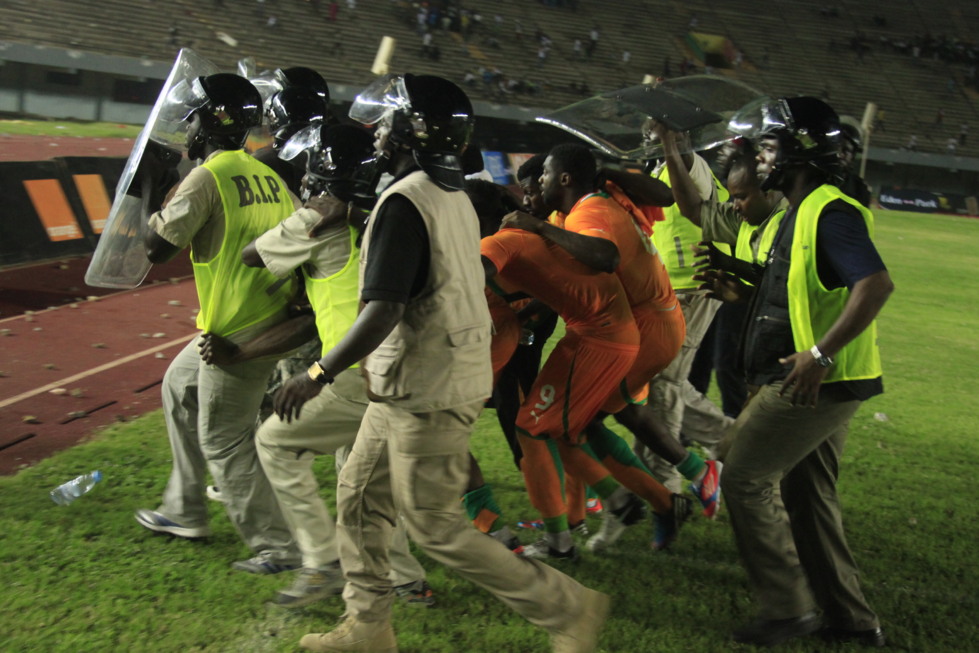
0, 158, 124, 266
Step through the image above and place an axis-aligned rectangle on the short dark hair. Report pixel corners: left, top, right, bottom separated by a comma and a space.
726, 151, 760, 188
465, 179, 521, 237
547, 142, 597, 190
516, 153, 547, 183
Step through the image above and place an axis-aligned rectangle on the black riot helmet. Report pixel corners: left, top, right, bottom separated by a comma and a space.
274, 66, 330, 102
839, 122, 863, 152
349, 73, 475, 191
172, 73, 262, 159
279, 123, 376, 203
756, 96, 843, 191
266, 86, 327, 150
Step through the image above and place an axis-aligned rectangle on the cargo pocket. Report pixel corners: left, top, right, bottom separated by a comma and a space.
364, 343, 406, 399
447, 324, 489, 348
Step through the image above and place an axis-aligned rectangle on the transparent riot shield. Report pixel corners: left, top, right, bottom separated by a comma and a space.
85, 49, 219, 289
536, 75, 764, 161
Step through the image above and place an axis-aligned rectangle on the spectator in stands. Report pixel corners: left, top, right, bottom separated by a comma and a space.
934, 108, 944, 127
946, 137, 958, 154
874, 109, 886, 132
621, 50, 632, 67
266, 15, 278, 29
905, 134, 917, 151
586, 26, 599, 59
328, 1, 338, 21
573, 38, 583, 61
959, 123, 969, 145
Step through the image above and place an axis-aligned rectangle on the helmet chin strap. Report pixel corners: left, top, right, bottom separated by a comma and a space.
348, 147, 393, 200
187, 131, 208, 162
759, 163, 783, 192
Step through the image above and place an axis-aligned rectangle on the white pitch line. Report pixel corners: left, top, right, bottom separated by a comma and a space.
0, 333, 196, 410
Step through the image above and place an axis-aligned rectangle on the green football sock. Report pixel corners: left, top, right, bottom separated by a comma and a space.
587, 424, 652, 473
675, 450, 707, 481
542, 514, 570, 534
462, 484, 503, 532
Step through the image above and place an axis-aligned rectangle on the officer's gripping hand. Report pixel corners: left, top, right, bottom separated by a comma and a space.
778, 351, 829, 408
273, 374, 324, 423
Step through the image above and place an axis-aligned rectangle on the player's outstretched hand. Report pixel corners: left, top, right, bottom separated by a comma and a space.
692, 269, 752, 304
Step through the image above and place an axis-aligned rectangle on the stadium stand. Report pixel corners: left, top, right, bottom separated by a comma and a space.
0, 0, 977, 155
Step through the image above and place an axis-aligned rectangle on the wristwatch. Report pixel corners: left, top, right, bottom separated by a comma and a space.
307, 361, 333, 385
810, 345, 834, 368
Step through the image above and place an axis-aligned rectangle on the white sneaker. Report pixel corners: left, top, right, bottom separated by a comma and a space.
134, 508, 210, 539
585, 493, 645, 552
206, 485, 225, 503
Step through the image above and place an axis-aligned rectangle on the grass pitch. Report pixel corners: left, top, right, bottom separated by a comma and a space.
1, 209, 977, 652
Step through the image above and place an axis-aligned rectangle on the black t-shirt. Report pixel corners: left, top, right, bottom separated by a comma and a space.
360, 169, 431, 304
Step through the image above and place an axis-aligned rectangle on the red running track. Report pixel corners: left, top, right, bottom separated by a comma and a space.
0, 256, 199, 475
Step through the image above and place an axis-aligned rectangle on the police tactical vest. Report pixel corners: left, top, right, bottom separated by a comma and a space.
735, 209, 785, 266
194, 150, 294, 337
786, 185, 882, 383
359, 170, 492, 411
743, 185, 882, 384
306, 226, 361, 363
652, 164, 729, 289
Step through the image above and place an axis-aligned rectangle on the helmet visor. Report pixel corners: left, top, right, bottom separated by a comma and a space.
725, 96, 773, 140
279, 123, 321, 161
160, 77, 210, 124
759, 98, 795, 136
250, 72, 285, 106
348, 74, 410, 126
